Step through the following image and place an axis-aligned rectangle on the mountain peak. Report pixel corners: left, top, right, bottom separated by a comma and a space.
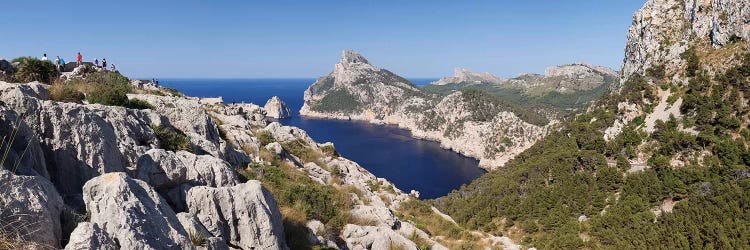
341, 50, 369, 66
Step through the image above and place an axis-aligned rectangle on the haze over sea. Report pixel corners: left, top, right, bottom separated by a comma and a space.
161, 78, 485, 199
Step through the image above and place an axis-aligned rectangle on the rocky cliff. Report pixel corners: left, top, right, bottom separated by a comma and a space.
0, 66, 516, 248
620, 0, 750, 83
301, 50, 618, 170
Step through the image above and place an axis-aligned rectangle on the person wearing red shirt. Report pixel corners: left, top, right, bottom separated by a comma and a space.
77, 52, 83, 66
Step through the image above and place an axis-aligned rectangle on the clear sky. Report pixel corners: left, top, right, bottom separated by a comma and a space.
1, 1, 644, 79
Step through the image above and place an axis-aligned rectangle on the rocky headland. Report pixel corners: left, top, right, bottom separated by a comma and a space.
300, 50, 617, 170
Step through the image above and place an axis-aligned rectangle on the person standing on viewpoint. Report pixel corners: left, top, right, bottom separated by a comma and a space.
54, 56, 60, 71
77, 52, 82, 66
41, 53, 48, 61
102, 58, 107, 70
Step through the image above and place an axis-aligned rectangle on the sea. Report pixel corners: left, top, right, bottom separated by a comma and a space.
160, 79, 485, 199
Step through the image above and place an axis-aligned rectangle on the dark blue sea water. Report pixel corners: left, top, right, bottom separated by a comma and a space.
160, 79, 485, 199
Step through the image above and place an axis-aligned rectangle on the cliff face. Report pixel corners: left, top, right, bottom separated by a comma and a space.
621, 0, 750, 82
301, 51, 617, 170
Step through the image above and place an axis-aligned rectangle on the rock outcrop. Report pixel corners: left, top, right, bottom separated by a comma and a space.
64, 222, 118, 250
0, 169, 64, 248
342, 224, 419, 250
621, 0, 750, 82
264, 96, 292, 119
0, 83, 160, 199
81, 173, 192, 249
186, 181, 288, 250
135, 149, 239, 190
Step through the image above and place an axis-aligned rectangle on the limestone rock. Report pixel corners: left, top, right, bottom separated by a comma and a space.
305, 220, 338, 248
621, 0, 750, 82
263, 96, 291, 119
0, 84, 159, 197
201, 237, 230, 250
187, 181, 288, 250
128, 94, 251, 167
0, 103, 49, 178
265, 122, 318, 147
0, 169, 64, 248
176, 212, 212, 241
64, 222, 118, 250
82, 173, 192, 249
342, 224, 418, 250
135, 149, 239, 190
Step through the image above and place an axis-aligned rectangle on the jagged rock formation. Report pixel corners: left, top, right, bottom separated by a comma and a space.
64, 222, 118, 250
264, 96, 292, 119
301, 50, 556, 169
135, 149, 239, 190
621, 0, 750, 83
0, 169, 64, 248
81, 173, 192, 249
186, 181, 288, 250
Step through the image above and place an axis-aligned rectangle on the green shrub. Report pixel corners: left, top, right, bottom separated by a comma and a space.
87, 83, 129, 106
49, 83, 85, 103
680, 47, 701, 77
257, 130, 276, 147
125, 98, 154, 110
151, 125, 191, 152
13, 57, 57, 83
282, 139, 322, 164
320, 144, 339, 157
312, 89, 361, 113
188, 230, 207, 246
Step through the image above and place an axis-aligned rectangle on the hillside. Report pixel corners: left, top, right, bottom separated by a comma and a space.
436, 0, 750, 248
301, 51, 614, 170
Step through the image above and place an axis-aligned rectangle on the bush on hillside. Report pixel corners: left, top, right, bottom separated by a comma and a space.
151, 125, 191, 152
86, 82, 130, 106
125, 98, 154, 110
257, 130, 276, 147
49, 83, 85, 104
13, 57, 57, 84
312, 89, 361, 113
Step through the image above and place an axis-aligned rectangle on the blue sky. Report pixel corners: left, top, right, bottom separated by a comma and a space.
1, 1, 644, 79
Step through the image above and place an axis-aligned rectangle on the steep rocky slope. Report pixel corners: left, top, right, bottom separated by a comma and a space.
437, 0, 750, 248
620, 0, 750, 84
301, 51, 616, 170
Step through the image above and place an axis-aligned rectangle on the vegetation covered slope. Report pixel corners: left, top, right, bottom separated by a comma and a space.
435, 41, 750, 250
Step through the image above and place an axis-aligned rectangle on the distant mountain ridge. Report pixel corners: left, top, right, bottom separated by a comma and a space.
430, 63, 618, 96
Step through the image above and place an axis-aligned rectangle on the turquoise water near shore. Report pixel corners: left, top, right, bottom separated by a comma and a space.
161, 79, 485, 199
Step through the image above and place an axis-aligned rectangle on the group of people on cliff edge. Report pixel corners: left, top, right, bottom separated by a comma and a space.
43, 52, 116, 72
